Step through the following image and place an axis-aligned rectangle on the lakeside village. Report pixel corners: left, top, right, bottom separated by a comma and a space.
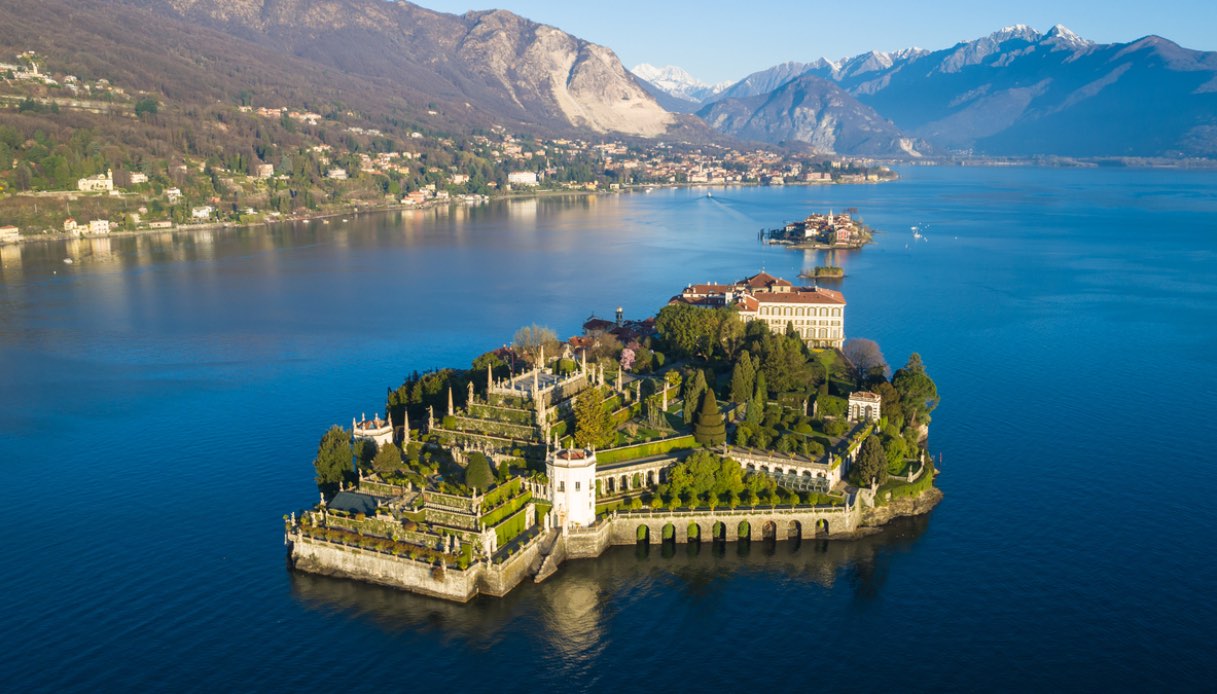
0, 50, 896, 244
286, 271, 941, 602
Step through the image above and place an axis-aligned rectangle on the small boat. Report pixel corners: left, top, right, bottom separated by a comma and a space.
705, 192, 713, 198
63, 258, 74, 264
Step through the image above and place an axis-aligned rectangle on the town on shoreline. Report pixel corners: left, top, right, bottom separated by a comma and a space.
286, 270, 941, 602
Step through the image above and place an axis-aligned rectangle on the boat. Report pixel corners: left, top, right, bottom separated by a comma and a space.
63, 258, 73, 264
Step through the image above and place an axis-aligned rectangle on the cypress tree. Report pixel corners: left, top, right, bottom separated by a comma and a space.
730, 351, 755, 404
693, 389, 726, 446
683, 369, 707, 425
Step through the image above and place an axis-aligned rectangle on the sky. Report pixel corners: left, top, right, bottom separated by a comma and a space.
417, 0, 1217, 84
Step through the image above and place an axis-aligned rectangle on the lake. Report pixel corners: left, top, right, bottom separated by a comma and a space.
1, 166, 1215, 691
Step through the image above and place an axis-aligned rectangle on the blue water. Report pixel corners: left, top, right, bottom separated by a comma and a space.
2, 167, 1215, 691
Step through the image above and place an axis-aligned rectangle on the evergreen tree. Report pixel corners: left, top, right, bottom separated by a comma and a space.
893, 353, 939, 424
372, 442, 406, 478
313, 425, 354, 495
683, 369, 707, 425
850, 435, 887, 487
574, 386, 615, 448
693, 390, 726, 446
730, 351, 756, 404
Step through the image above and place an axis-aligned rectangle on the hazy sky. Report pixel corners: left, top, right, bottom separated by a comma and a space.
418, 0, 1217, 83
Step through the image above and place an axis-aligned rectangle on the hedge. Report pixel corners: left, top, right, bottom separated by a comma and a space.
596, 435, 696, 464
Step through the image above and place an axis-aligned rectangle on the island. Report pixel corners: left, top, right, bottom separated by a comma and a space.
284, 272, 941, 602
765, 210, 874, 250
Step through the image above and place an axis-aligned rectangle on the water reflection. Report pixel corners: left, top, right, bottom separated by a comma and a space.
289, 514, 931, 644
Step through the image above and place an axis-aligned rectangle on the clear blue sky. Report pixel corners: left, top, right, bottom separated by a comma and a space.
417, 0, 1217, 83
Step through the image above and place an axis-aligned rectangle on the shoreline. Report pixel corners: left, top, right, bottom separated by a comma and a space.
0, 177, 898, 248
286, 486, 943, 602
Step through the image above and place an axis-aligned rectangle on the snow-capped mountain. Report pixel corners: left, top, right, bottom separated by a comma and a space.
698, 24, 1217, 158
631, 63, 730, 104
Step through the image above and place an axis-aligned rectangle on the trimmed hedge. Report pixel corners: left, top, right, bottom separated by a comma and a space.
597, 435, 696, 464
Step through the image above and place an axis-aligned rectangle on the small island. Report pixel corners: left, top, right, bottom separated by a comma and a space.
284, 272, 941, 602
766, 210, 874, 249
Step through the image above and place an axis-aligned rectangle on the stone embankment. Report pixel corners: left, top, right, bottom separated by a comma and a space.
288, 490, 941, 602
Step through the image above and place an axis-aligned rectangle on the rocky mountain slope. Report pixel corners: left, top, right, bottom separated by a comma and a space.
126, 0, 680, 138
697, 74, 916, 156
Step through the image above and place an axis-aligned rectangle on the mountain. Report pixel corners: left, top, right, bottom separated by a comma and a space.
697, 74, 917, 156
706, 61, 813, 104
120, 0, 683, 139
631, 64, 728, 106
734, 25, 1217, 158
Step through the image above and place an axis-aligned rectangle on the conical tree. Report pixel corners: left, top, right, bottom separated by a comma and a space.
683, 369, 707, 425
693, 389, 726, 446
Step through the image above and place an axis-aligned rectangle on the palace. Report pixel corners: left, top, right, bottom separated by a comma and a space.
672, 272, 846, 349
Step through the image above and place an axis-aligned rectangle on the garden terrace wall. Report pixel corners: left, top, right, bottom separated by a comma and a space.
597, 435, 697, 464
289, 534, 480, 602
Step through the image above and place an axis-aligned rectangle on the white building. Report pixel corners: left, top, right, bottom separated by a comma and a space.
128, 172, 148, 185
673, 272, 846, 350
326, 168, 348, 180
353, 413, 394, 448
87, 220, 110, 235
548, 447, 597, 529
191, 206, 214, 220
0, 226, 19, 243
848, 391, 882, 423
166, 188, 182, 203
256, 164, 274, 179
507, 171, 539, 187
77, 170, 113, 193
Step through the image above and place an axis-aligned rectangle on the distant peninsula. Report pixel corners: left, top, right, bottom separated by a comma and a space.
285, 272, 941, 602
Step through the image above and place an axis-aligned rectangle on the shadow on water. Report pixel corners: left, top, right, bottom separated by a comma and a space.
288, 513, 933, 641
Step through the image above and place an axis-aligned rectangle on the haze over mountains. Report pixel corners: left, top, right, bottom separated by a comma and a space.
642, 25, 1217, 158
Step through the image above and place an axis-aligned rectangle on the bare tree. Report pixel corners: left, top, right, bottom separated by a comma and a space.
512, 323, 559, 364
842, 338, 889, 386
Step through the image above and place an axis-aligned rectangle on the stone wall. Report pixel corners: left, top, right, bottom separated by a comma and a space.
477, 538, 543, 597
289, 536, 480, 602
565, 521, 612, 558
605, 506, 860, 545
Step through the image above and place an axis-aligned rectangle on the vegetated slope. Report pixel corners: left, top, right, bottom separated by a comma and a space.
126, 0, 681, 138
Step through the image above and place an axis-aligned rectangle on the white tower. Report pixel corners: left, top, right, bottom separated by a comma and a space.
547, 447, 597, 529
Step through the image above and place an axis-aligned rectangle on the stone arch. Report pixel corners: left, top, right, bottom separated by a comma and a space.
687, 523, 701, 542
762, 520, 777, 540
647, 470, 656, 487
788, 520, 801, 539
816, 518, 829, 536
637, 525, 649, 542
746, 463, 756, 471
712, 521, 726, 542
738, 520, 751, 539
606, 477, 615, 494
662, 522, 676, 542
621, 475, 628, 491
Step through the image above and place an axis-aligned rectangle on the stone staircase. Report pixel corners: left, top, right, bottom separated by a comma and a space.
532, 528, 566, 583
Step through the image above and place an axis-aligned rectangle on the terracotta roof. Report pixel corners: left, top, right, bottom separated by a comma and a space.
684, 283, 732, 295
752, 287, 846, 305
849, 391, 881, 402
741, 272, 792, 289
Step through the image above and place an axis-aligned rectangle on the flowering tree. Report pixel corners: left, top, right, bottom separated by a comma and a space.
620, 347, 636, 372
